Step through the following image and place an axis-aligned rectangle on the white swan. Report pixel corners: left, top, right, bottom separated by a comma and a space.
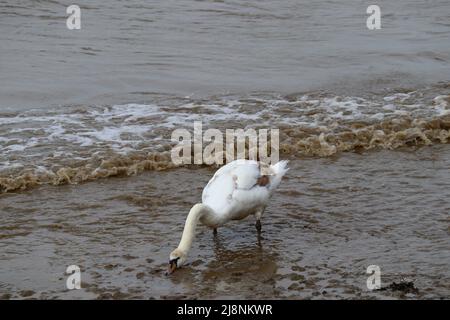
167, 159, 289, 274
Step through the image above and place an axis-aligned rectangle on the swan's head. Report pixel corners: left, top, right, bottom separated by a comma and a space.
166, 248, 187, 275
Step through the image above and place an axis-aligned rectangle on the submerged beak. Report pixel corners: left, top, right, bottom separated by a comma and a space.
166, 260, 177, 275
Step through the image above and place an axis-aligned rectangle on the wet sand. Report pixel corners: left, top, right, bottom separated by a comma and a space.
1, 145, 449, 299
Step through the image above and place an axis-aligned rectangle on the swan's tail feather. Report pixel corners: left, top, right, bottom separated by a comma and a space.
271, 160, 289, 176
269, 160, 289, 192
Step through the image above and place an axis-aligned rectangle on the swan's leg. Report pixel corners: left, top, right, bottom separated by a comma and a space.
213, 228, 218, 235
255, 220, 262, 232
255, 210, 263, 232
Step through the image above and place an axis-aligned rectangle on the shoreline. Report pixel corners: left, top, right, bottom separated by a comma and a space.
1, 144, 449, 299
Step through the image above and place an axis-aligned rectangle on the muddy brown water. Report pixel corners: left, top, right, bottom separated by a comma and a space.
1, 144, 449, 299
1, 0, 450, 300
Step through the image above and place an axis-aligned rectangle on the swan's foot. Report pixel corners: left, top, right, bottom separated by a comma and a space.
255, 220, 262, 232
213, 228, 218, 235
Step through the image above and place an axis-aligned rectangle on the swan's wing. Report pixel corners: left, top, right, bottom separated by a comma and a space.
209, 159, 258, 179
202, 160, 270, 216
201, 169, 235, 215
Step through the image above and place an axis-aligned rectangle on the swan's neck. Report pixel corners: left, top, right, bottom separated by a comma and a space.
177, 203, 213, 254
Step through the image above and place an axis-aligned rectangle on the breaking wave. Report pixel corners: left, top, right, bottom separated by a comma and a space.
1, 82, 449, 193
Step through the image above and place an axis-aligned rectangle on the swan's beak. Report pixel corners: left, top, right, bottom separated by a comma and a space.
166, 260, 177, 275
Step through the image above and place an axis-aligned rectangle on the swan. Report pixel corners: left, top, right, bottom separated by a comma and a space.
167, 159, 289, 274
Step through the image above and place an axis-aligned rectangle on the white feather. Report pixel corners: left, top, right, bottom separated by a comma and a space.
201, 159, 289, 225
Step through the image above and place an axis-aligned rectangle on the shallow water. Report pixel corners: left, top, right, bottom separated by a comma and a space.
1, 84, 450, 193
1, 0, 450, 193
1, 0, 450, 300
1, 145, 449, 299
